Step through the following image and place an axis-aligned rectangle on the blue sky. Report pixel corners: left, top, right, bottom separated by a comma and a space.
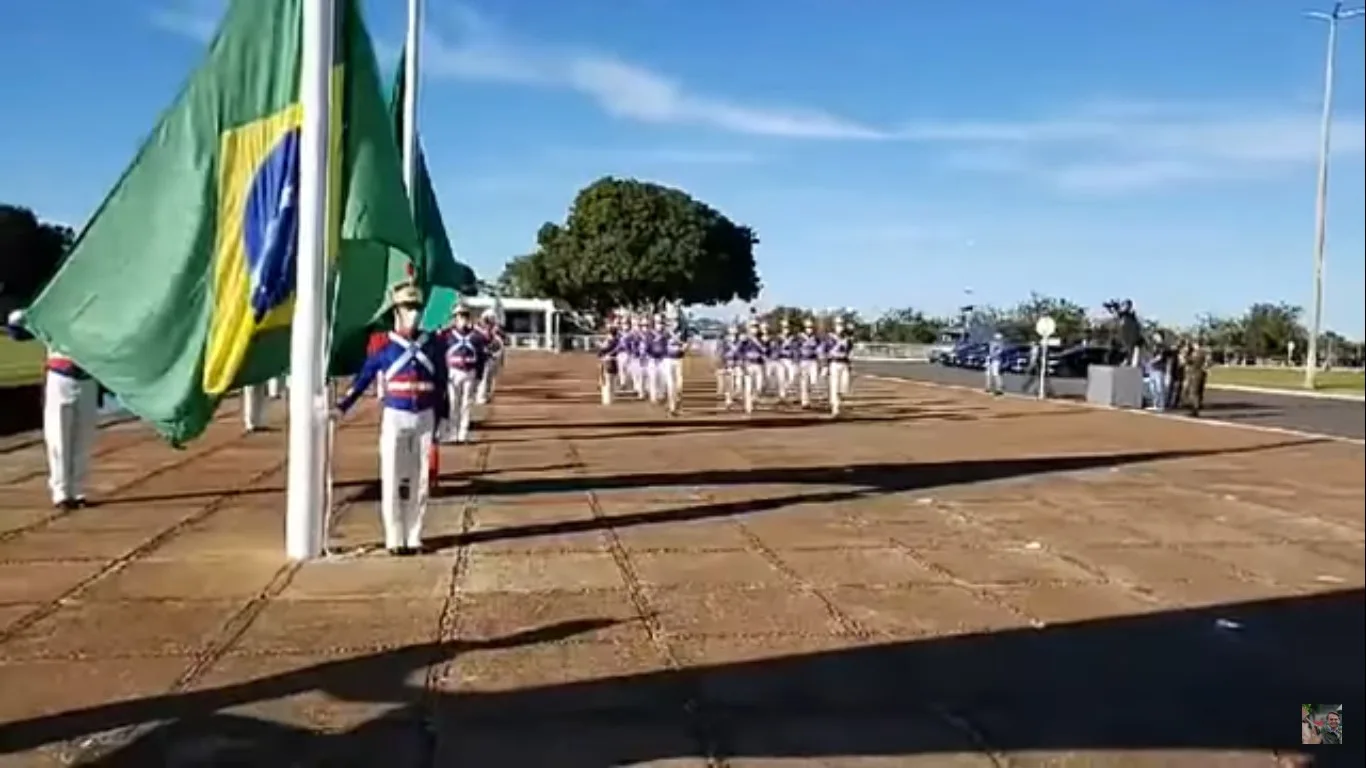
2, 0, 1364, 335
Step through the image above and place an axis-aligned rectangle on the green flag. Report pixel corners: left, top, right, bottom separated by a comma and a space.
388, 49, 479, 331
20, 0, 418, 445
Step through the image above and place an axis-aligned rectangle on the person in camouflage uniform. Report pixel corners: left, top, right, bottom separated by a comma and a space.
1181, 340, 1209, 417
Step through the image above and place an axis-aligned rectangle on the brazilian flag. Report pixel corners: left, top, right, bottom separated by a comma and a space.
20, 0, 418, 445
386, 48, 479, 331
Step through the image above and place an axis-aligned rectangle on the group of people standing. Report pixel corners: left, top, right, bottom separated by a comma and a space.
333, 279, 506, 555
1142, 334, 1210, 416
717, 314, 853, 416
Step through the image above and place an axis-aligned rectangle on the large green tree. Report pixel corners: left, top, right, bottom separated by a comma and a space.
1005, 293, 1088, 343
1240, 302, 1306, 360
0, 205, 74, 306
510, 177, 761, 314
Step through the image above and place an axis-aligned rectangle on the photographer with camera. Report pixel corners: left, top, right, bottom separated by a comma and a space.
1103, 299, 1143, 366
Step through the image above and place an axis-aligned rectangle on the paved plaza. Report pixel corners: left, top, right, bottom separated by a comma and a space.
0, 354, 1362, 766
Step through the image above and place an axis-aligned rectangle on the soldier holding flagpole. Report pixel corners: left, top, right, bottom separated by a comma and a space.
5, 309, 99, 509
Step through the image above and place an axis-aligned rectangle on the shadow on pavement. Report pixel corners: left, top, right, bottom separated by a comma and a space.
0, 592, 1358, 766
408, 441, 1313, 552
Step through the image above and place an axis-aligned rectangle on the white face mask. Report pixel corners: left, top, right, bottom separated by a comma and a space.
394, 307, 419, 331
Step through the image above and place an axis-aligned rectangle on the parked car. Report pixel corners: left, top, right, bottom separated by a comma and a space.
927, 329, 966, 363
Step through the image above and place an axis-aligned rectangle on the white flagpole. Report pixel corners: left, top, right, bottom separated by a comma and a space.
286, 0, 336, 561
401, 0, 423, 195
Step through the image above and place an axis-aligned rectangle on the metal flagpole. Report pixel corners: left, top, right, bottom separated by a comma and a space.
402, 0, 423, 194
286, 0, 336, 561
1303, 2, 1364, 388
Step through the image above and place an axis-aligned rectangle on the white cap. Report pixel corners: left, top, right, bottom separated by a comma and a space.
7, 309, 24, 327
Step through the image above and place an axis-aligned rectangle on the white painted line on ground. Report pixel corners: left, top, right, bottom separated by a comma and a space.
858, 374, 1366, 447
1205, 383, 1364, 402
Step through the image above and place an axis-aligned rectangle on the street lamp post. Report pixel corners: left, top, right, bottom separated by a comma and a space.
1303, 2, 1364, 389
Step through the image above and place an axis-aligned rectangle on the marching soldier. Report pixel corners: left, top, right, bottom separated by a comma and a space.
474, 308, 504, 405
6, 309, 99, 509
739, 318, 766, 414
441, 305, 486, 444
757, 323, 781, 400
627, 316, 649, 399
334, 280, 449, 556
796, 317, 823, 409
721, 323, 743, 409
645, 315, 668, 404
597, 321, 621, 405
774, 318, 798, 403
612, 313, 632, 392
825, 317, 853, 416
661, 315, 687, 415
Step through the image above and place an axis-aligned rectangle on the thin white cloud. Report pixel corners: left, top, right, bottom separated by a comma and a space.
422, 5, 889, 140
935, 102, 1365, 193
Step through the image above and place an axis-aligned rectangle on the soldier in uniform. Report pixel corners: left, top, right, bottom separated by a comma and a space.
474, 308, 504, 405
441, 305, 487, 444
721, 323, 744, 409
796, 317, 823, 409
645, 315, 668, 404
660, 315, 687, 415
597, 321, 621, 405
6, 309, 100, 509
757, 323, 780, 400
627, 316, 648, 399
824, 317, 853, 416
1182, 340, 1210, 417
334, 280, 449, 556
774, 318, 798, 404
739, 318, 766, 414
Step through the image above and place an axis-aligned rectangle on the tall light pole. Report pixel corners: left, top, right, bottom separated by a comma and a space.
1303, 2, 1363, 388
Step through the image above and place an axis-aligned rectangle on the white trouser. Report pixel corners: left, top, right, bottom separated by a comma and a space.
445, 368, 476, 443
242, 385, 263, 431
985, 360, 1003, 392
630, 357, 646, 397
646, 358, 664, 403
798, 359, 821, 406
44, 373, 99, 504
764, 360, 783, 396
715, 361, 726, 396
742, 362, 764, 413
379, 408, 434, 550
659, 357, 681, 411
616, 352, 631, 389
266, 376, 284, 399
778, 359, 797, 400
828, 361, 850, 416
